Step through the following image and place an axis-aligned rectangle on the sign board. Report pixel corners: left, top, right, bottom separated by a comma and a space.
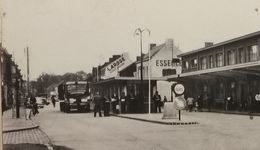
256, 94, 260, 101
174, 96, 186, 110
101, 53, 133, 79
173, 83, 185, 95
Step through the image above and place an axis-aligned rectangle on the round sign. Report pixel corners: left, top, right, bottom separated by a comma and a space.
173, 84, 185, 95
174, 96, 186, 110
255, 94, 260, 101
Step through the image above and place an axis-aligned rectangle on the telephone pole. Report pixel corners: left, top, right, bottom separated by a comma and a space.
26, 47, 30, 96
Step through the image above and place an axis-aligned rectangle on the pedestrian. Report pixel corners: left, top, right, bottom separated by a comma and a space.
30, 95, 39, 116
103, 96, 110, 116
24, 98, 32, 120
197, 95, 203, 112
51, 95, 56, 108
162, 96, 167, 108
93, 91, 103, 117
187, 97, 194, 112
194, 100, 199, 112
111, 94, 118, 114
120, 92, 126, 113
153, 91, 161, 113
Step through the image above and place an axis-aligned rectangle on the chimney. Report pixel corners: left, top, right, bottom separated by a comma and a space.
165, 39, 174, 51
205, 42, 213, 47
149, 43, 156, 51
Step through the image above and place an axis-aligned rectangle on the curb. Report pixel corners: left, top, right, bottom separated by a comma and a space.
204, 110, 260, 116
3, 122, 39, 133
112, 114, 199, 125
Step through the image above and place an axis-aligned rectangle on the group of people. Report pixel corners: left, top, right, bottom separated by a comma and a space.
24, 94, 39, 120
186, 95, 204, 112
92, 91, 134, 117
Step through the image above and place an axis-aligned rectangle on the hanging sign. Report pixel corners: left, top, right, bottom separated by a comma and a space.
101, 53, 133, 79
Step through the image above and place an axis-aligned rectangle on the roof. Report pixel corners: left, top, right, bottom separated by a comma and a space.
179, 30, 260, 57
93, 76, 167, 85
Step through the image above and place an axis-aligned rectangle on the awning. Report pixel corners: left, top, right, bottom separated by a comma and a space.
167, 60, 260, 81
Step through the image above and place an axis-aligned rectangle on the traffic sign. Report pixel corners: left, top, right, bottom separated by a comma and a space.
173, 83, 185, 96
174, 96, 186, 110
256, 94, 260, 101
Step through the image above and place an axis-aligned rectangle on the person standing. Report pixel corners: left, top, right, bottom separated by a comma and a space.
197, 95, 203, 112
24, 98, 32, 120
30, 95, 39, 116
51, 95, 56, 108
187, 97, 194, 112
93, 91, 103, 117
153, 91, 161, 113
120, 92, 126, 113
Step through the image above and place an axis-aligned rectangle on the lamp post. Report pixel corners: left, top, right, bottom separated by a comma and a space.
0, 12, 6, 46
134, 28, 150, 113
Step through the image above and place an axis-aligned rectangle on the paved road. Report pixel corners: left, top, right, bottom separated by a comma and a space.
38, 103, 260, 150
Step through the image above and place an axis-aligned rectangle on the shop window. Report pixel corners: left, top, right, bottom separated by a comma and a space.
238, 48, 245, 63
248, 45, 258, 62
190, 58, 197, 68
200, 57, 207, 70
209, 55, 214, 68
227, 50, 236, 65
216, 53, 223, 67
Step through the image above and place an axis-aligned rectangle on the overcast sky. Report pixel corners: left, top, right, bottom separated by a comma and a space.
2, 0, 260, 80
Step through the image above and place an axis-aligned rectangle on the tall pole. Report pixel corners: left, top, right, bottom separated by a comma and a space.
134, 28, 150, 113
0, 12, 5, 46
26, 47, 30, 96
148, 40, 151, 114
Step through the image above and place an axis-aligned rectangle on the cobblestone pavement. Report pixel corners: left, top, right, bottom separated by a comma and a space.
3, 128, 50, 144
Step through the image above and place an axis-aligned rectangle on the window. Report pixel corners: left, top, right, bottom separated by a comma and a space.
190, 58, 198, 68
209, 55, 214, 68
227, 50, 235, 65
248, 45, 258, 62
238, 48, 245, 63
200, 57, 207, 70
216, 53, 223, 67
182, 61, 189, 69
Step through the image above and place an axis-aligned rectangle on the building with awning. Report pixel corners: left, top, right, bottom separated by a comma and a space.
167, 31, 260, 112
91, 39, 182, 113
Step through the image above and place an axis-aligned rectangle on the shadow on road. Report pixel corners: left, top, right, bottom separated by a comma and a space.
3, 144, 74, 150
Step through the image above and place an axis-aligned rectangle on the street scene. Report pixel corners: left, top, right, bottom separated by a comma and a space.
1, 0, 260, 150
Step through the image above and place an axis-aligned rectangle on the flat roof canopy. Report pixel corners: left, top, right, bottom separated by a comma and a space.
167, 60, 260, 81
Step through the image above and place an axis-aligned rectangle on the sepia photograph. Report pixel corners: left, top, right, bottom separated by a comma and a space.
1, 0, 260, 150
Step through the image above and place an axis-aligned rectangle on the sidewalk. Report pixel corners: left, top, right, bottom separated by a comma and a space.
2, 106, 52, 150
113, 111, 199, 125
2, 106, 39, 133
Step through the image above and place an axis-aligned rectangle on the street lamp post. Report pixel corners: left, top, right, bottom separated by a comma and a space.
134, 28, 150, 113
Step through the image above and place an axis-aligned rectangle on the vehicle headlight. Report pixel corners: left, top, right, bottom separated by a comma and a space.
69, 98, 76, 103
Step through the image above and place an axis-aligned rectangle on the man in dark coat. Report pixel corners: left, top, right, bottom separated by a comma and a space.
93, 91, 103, 117
153, 91, 161, 113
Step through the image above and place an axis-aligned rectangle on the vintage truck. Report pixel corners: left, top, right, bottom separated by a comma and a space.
58, 81, 91, 113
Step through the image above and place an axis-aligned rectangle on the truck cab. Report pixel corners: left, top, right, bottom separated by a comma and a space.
59, 81, 90, 113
